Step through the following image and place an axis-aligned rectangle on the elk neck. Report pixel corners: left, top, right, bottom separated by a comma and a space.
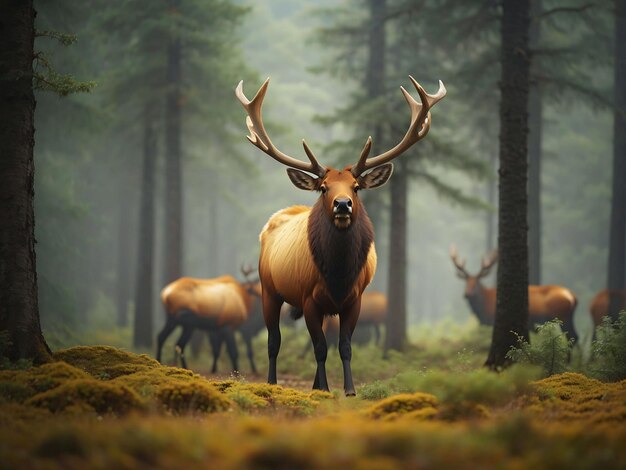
466, 282, 495, 326
307, 198, 374, 309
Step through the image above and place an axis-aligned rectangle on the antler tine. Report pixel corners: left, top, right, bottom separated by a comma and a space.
352, 77, 446, 177
449, 244, 469, 277
236, 79, 326, 178
478, 250, 498, 278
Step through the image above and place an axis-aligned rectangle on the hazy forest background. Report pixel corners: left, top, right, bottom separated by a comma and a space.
35, 0, 613, 350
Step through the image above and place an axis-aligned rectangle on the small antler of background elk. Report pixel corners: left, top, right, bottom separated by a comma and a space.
240, 264, 257, 281
449, 245, 498, 279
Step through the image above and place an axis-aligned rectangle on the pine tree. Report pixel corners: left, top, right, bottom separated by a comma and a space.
608, 0, 626, 319
486, 0, 531, 369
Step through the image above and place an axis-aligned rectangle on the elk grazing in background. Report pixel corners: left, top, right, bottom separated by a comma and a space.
450, 245, 579, 342
156, 274, 262, 371
236, 76, 445, 395
589, 289, 626, 327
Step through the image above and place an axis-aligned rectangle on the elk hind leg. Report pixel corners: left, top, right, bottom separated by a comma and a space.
175, 326, 194, 369
156, 316, 178, 363
208, 328, 224, 374
263, 291, 283, 384
224, 327, 240, 373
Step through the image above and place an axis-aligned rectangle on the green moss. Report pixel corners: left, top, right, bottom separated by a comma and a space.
524, 372, 626, 423
0, 361, 91, 403
359, 380, 392, 400
366, 392, 439, 420
227, 388, 269, 410
156, 381, 232, 414
27, 379, 144, 414
54, 346, 159, 377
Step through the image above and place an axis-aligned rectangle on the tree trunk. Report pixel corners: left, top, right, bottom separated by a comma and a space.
363, 0, 387, 291
527, 0, 542, 285
608, 0, 626, 320
0, 0, 51, 363
133, 107, 157, 349
486, 0, 531, 369
116, 182, 132, 327
163, 0, 183, 285
385, 159, 408, 352
486, 151, 497, 252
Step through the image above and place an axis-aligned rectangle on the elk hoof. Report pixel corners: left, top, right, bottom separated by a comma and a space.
345, 389, 356, 397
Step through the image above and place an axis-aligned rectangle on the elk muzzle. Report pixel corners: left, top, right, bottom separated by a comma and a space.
333, 197, 353, 229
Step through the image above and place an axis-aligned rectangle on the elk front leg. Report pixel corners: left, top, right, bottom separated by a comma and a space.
263, 291, 283, 385
304, 303, 329, 392
339, 299, 361, 396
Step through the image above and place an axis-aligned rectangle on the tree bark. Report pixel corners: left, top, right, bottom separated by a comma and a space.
363, 0, 387, 291
134, 106, 157, 348
115, 182, 132, 327
486, 151, 497, 252
608, 0, 626, 320
527, 0, 542, 285
486, 0, 531, 369
163, 0, 183, 285
0, 0, 51, 363
385, 158, 408, 352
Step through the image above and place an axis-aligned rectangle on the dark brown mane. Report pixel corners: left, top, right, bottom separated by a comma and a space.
307, 199, 374, 309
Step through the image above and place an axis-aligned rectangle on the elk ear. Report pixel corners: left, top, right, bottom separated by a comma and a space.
286, 168, 318, 191
358, 163, 393, 189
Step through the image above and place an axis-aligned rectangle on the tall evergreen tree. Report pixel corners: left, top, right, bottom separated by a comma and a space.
164, 0, 183, 285
486, 0, 531, 369
608, 0, 626, 319
134, 107, 158, 348
0, 0, 51, 363
528, 0, 543, 285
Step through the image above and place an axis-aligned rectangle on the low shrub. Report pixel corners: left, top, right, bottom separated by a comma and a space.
506, 320, 574, 377
587, 312, 626, 381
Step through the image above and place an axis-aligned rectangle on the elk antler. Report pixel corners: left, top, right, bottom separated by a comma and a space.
449, 244, 469, 279
240, 263, 257, 280
477, 250, 498, 279
236, 79, 326, 178
351, 76, 446, 177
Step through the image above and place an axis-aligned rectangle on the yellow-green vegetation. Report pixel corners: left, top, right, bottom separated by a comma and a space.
1, 344, 625, 468
366, 392, 439, 420
524, 372, 626, 423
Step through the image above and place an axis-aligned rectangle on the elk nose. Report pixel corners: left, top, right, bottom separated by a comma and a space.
333, 198, 352, 214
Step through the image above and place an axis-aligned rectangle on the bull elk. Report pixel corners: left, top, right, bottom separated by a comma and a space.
450, 245, 579, 342
156, 274, 262, 371
589, 289, 626, 326
236, 76, 445, 395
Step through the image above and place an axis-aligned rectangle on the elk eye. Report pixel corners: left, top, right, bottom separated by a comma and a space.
320, 186, 327, 194
354, 185, 360, 193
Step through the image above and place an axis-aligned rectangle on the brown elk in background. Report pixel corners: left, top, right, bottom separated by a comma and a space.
300, 291, 388, 357
589, 289, 626, 327
236, 76, 445, 394
156, 275, 261, 370
450, 245, 579, 342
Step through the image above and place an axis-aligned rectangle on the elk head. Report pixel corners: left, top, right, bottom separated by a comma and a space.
449, 245, 498, 298
236, 77, 446, 230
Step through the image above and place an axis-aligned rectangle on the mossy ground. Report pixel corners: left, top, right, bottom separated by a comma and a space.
1, 324, 625, 468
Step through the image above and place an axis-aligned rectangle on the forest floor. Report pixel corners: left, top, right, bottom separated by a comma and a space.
2, 324, 625, 469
